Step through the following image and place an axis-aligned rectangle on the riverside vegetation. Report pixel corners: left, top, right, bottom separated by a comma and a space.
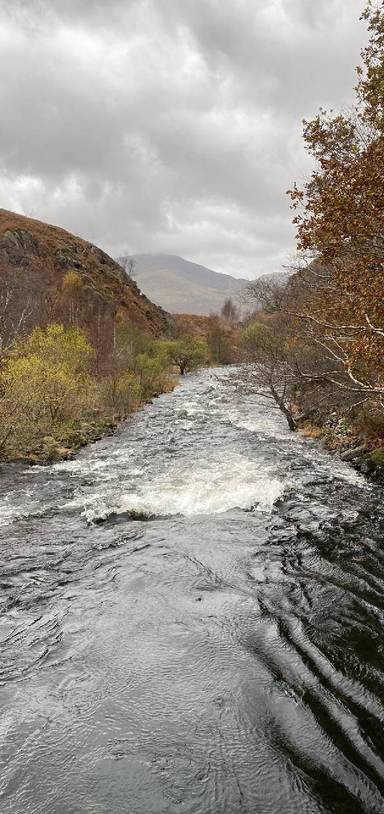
239, 1, 384, 479
3, 2, 383, 475
0, 203, 215, 463
0, 195, 243, 464
0, 320, 209, 463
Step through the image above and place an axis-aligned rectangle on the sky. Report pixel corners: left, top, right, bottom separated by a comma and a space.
0, 0, 366, 278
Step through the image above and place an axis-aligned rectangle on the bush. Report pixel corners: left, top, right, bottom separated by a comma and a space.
0, 319, 207, 459
0, 324, 95, 453
100, 372, 142, 418
135, 352, 169, 399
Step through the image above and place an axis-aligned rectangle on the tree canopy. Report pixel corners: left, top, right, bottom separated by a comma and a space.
287, 1, 384, 407
243, 3, 384, 433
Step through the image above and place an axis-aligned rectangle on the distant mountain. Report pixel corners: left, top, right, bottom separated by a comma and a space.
116, 253, 248, 315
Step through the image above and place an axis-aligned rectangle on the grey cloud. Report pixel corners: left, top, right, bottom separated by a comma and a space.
0, 0, 366, 277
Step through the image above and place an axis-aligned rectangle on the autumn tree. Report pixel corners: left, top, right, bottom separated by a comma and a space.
244, 274, 364, 426
60, 270, 85, 325
288, 1, 384, 409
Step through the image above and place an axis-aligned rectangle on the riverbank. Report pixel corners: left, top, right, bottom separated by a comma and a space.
299, 415, 384, 483
16, 405, 384, 482
0, 321, 213, 467
5, 417, 120, 466
2, 379, 179, 466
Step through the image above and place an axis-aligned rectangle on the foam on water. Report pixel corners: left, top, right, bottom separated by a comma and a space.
0, 505, 21, 528
2, 369, 384, 814
0, 368, 368, 530
0, 490, 49, 528
83, 453, 285, 522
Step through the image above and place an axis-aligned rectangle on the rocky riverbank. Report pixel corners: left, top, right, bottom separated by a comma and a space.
2, 376, 179, 466
5, 418, 119, 466
299, 414, 384, 483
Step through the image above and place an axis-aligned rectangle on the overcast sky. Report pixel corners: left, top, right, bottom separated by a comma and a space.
0, 1, 366, 278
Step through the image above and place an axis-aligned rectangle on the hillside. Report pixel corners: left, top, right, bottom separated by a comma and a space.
116, 253, 248, 315
0, 211, 171, 359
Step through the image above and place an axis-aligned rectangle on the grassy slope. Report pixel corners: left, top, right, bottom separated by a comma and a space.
0, 209, 171, 337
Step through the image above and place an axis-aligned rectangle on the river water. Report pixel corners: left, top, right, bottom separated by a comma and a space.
1, 368, 384, 814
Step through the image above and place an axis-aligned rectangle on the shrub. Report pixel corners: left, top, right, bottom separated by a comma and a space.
135, 352, 169, 399
100, 372, 142, 418
0, 324, 95, 453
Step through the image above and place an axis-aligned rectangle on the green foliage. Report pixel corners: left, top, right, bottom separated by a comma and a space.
368, 450, 384, 467
241, 323, 268, 348
108, 318, 170, 405
161, 336, 208, 374
135, 352, 169, 399
13, 323, 94, 373
100, 372, 142, 417
241, 321, 287, 364
114, 319, 154, 367
207, 315, 233, 364
0, 324, 95, 453
0, 317, 209, 459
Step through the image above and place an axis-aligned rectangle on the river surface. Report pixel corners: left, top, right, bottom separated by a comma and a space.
1, 368, 384, 814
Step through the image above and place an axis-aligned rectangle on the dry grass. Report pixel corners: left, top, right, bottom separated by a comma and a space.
299, 422, 324, 440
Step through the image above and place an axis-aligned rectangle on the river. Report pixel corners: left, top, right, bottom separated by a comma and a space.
0, 367, 384, 814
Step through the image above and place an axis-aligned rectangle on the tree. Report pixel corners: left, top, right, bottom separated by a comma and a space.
101, 371, 141, 418
241, 319, 299, 430
287, 2, 384, 410
206, 314, 233, 364
127, 258, 136, 277
161, 336, 208, 374
0, 273, 34, 353
112, 318, 153, 369
60, 270, 85, 325
135, 352, 169, 399
221, 297, 238, 325
101, 319, 171, 414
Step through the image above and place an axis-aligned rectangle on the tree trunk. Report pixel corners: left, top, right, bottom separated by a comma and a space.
269, 382, 297, 431
281, 406, 297, 432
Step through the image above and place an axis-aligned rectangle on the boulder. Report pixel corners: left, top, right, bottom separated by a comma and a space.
340, 445, 366, 462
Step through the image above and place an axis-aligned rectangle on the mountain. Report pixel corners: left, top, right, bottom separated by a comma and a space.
0, 211, 170, 356
116, 253, 248, 315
